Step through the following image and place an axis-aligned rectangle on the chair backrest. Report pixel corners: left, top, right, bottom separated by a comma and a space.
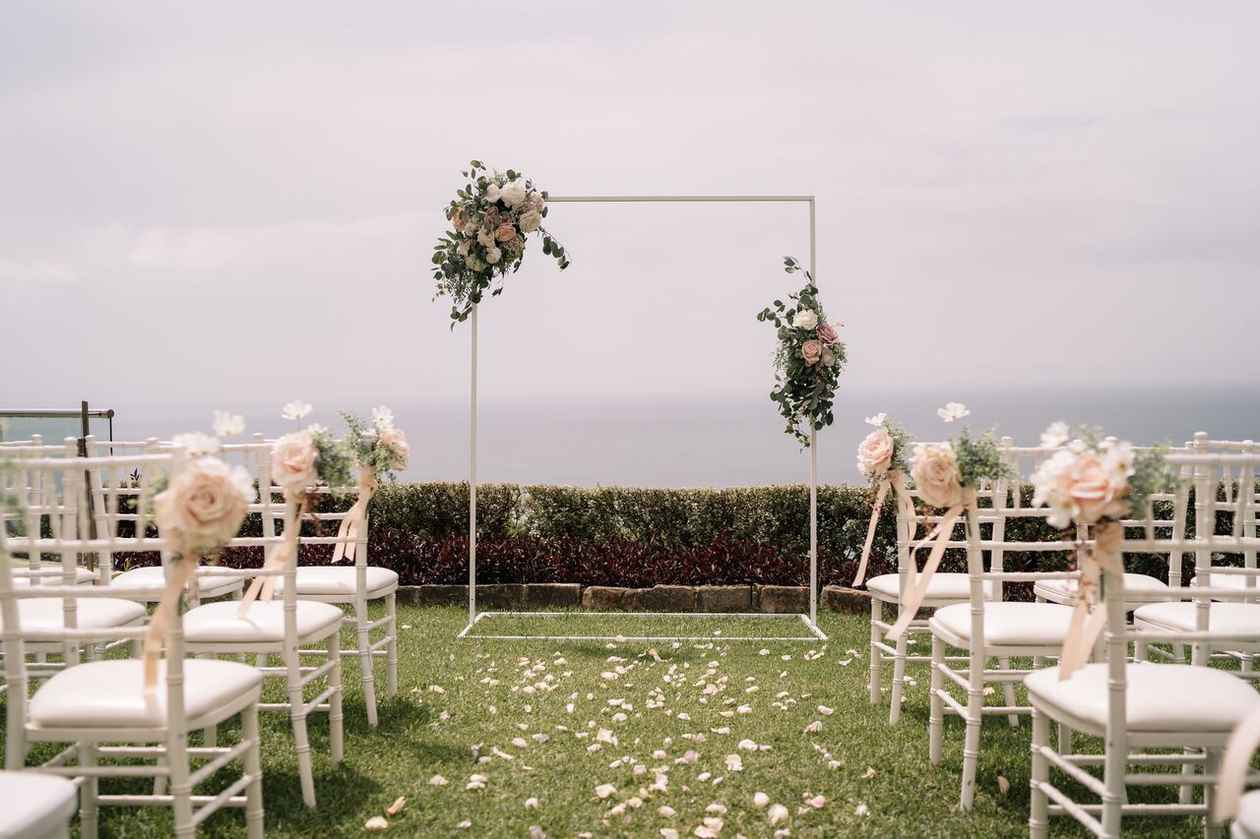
1098, 452, 1260, 753
0, 451, 182, 766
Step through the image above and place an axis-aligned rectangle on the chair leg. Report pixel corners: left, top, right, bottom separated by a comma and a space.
1057, 723, 1073, 755
286, 643, 317, 808
999, 657, 1019, 727
889, 626, 908, 724
868, 599, 882, 705
355, 594, 378, 728
1204, 749, 1224, 839
200, 653, 218, 748
1029, 710, 1049, 839
169, 726, 195, 839
329, 631, 344, 765
1181, 747, 1198, 805
929, 634, 944, 766
385, 591, 398, 697
78, 741, 99, 839
243, 704, 265, 839
960, 676, 983, 810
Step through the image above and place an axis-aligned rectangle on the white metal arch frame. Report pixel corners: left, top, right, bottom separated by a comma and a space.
458, 194, 827, 642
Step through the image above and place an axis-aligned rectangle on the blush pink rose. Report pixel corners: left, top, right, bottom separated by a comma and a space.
1056, 452, 1129, 524
817, 323, 839, 344
911, 443, 964, 508
801, 339, 823, 366
378, 426, 410, 471
271, 430, 318, 491
495, 223, 516, 242
857, 428, 894, 478
155, 457, 253, 553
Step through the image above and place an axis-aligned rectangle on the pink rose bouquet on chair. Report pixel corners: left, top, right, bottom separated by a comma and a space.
887, 407, 1012, 640
852, 413, 916, 587
756, 256, 846, 447
333, 406, 410, 564
1030, 425, 1175, 679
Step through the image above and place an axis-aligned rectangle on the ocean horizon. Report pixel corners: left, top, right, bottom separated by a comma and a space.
6, 385, 1256, 488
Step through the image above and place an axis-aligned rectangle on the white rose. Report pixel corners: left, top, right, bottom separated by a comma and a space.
485, 246, 502, 265
792, 309, 819, 330
518, 209, 542, 233
477, 229, 495, 248
155, 456, 253, 553
500, 179, 527, 208
271, 430, 318, 491
485, 183, 501, 203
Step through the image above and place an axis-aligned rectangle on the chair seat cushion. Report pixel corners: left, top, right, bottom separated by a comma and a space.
867, 573, 993, 602
931, 602, 1076, 646
28, 659, 262, 729
0, 597, 146, 640
1193, 573, 1260, 594
272, 566, 399, 596
183, 600, 344, 643
1134, 601, 1260, 634
1025, 662, 1260, 733
1234, 789, 1260, 839
112, 565, 243, 598
0, 770, 78, 837
1034, 573, 1168, 603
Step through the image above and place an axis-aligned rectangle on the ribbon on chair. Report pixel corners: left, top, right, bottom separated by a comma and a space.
1215, 706, 1260, 823
331, 471, 377, 564
238, 496, 304, 615
143, 555, 199, 693
852, 470, 915, 587
885, 488, 977, 641
1057, 522, 1124, 681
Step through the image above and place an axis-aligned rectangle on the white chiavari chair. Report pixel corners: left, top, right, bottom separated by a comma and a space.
925, 467, 1081, 811
95, 439, 247, 606
867, 439, 1005, 725
269, 481, 399, 728
180, 441, 345, 809
1189, 434, 1260, 606
1026, 451, 1260, 839
1, 438, 97, 589
0, 451, 266, 839
0, 770, 78, 838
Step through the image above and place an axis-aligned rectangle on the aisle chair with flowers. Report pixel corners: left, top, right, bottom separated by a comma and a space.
1, 448, 266, 839
1026, 446, 1260, 839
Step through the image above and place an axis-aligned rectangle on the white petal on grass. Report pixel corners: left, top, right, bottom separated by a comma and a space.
753, 791, 770, 808
817, 705, 834, 716
529, 827, 546, 839
724, 754, 743, 772
803, 721, 822, 734
661, 830, 680, 839
594, 783, 617, 799
862, 767, 877, 779
659, 805, 676, 817
386, 797, 406, 816
767, 803, 789, 825
737, 739, 758, 751
855, 803, 870, 817
806, 795, 826, 809
456, 820, 472, 830
524, 797, 540, 810
429, 774, 448, 786
706, 803, 728, 815
364, 816, 388, 831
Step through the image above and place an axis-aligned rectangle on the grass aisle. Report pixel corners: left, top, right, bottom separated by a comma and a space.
3, 605, 1212, 837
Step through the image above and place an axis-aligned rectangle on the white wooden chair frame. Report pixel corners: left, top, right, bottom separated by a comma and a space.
0, 452, 266, 839
1028, 452, 1260, 839
183, 444, 345, 809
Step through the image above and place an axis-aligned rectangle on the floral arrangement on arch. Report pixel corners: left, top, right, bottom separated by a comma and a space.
1030, 423, 1176, 679
334, 406, 411, 564
431, 161, 569, 326
887, 403, 1013, 640
756, 256, 845, 447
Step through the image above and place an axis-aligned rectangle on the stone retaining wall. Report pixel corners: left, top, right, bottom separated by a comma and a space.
397, 583, 868, 614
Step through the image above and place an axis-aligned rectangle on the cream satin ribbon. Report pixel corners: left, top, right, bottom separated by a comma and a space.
852, 470, 915, 587
238, 496, 303, 616
143, 555, 198, 693
885, 488, 977, 641
331, 471, 377, 564
1057, 522, 1124, 681
1216, 706, 1260, 822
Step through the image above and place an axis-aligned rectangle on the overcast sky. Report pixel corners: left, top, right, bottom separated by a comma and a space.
4, 1, 1258, 422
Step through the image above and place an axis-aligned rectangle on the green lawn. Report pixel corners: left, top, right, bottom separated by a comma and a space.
3, 606, 1221, 837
